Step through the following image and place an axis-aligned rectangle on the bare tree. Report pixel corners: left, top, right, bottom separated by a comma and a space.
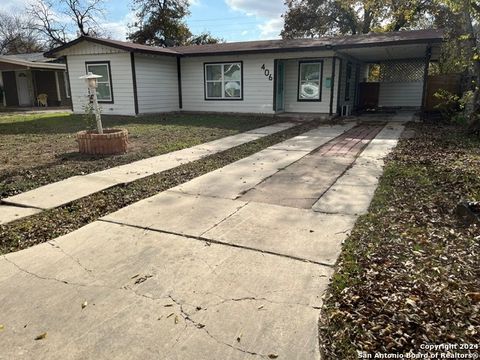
28, 0, 106, 47
28, 0, 68, 47
0, 11, 44, 54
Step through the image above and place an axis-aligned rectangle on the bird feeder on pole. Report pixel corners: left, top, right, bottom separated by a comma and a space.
79, 72, 104, 134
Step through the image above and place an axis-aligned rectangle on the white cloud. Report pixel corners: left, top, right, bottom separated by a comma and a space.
188, 0, 201, 6
225, 0, 284, 40
225, 0, 284, 18
258, 18, 283, 39
0, 0, 29, 12
103, 11, 136, 40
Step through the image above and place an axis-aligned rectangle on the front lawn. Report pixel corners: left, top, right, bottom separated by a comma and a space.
320, 123, 480, 358
0, 112, 278, 199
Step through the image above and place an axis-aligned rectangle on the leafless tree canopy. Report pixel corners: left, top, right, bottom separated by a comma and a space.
27, 0, 106, 47
0, 11, 44, 55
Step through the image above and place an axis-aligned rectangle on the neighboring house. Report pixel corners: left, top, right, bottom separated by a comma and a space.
46, 29, 443, 116
0, 53, 71, 108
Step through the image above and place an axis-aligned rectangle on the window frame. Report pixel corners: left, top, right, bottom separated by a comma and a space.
204, 61, 243, 101
345, 61, 352, 101
85, 61, 114, 103
297, 60, 323, 102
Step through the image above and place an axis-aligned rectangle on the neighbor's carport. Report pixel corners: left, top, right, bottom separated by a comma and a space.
0, 54, 70, 108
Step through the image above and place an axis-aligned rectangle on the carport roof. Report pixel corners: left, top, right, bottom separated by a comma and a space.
0, 53, 66, 70
46, 28, 443, 58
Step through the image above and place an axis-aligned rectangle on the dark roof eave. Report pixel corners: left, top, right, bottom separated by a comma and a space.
180, 37, 443, 57
45, 36, 180, 58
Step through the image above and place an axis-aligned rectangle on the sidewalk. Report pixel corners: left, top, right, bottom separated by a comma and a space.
0, 122, 295, 225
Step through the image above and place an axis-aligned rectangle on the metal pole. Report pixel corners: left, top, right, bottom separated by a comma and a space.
91, 87, 103, 134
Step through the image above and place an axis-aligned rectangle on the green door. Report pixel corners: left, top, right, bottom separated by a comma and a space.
276, 61, 285, 112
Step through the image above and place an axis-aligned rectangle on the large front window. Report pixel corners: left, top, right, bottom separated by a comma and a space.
86, 62, 113, 102
298, 61, 323, 101
205, 62, 242, 100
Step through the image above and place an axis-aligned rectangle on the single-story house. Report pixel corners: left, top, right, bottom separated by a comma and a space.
46, 29, 443, 117
0, 53, 71, 108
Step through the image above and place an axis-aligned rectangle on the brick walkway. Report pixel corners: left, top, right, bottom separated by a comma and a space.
241, 124, 385, 209
316, 124, 384, 157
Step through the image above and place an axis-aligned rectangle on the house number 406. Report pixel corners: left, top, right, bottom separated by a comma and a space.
261, 64, 273, 81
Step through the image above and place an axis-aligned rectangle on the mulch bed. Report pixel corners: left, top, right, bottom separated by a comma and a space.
319, 123, 480, 359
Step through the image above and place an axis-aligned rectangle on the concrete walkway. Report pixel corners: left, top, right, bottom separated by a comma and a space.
0, 121, 405, 359
0, 122, 295, 225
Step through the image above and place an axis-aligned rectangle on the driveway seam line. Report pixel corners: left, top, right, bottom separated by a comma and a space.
98, 218, 335, 268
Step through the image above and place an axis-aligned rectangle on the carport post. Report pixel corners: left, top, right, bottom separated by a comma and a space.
420, 45, 432, 119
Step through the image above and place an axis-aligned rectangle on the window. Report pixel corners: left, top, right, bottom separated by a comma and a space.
85, 62, 113, 102
204, 62, 242, 100
298, 61, 323, 101
345, 62, 352, 101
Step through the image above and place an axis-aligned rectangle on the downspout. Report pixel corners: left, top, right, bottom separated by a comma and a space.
329, 57, 336, 116
177, 56, 183, 110
64, 56, 73, 111
130, 52, 139, 115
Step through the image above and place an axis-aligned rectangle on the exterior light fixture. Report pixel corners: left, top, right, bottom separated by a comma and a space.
79, 72, 104, 134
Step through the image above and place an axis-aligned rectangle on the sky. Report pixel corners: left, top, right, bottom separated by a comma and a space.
1, 0, 287, 43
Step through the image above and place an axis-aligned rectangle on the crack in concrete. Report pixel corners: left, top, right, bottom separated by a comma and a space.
166, 294, 270, 359
199, 202, 249, 238
2, 256, 89, 287
47, 240, 94, 275
207, 294, 318, 310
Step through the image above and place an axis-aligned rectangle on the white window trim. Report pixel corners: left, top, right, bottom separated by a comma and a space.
204, 62, 243, 100
86, 62, 113, 102
298, 61, 323, 102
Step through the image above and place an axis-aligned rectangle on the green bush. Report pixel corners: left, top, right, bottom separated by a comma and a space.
434, 89, 473, 125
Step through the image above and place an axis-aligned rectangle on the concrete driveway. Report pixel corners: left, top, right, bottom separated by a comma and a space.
0, 121, 404, 359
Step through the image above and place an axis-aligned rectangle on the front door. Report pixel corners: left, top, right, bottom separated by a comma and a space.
16, 72, 31, 106
275, 60, 285, 112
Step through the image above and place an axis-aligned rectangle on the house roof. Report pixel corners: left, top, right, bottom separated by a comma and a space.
45, 36, 180, 57
46, 28, 443, 58
174, 29, 443, 56
0, 53, 66, 70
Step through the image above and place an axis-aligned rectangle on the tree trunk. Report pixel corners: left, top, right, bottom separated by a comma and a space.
463, 9, 480, 131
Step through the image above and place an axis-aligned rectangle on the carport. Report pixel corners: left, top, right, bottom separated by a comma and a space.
335, 32, 442, 114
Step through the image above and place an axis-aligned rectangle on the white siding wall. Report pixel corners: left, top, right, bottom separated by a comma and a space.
181, 54, 275, 113
66, 52, 135, 115
378, 82, 423, 107
180, 50, 335, 114
283, 57, 336, 113
135, 54, 180, 113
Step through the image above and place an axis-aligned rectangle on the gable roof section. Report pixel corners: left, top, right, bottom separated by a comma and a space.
46, 29, 443, 58
45, 36, 180, 57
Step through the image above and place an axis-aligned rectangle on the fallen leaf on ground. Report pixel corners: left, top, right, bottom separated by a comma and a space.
34, 332, 47, 340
